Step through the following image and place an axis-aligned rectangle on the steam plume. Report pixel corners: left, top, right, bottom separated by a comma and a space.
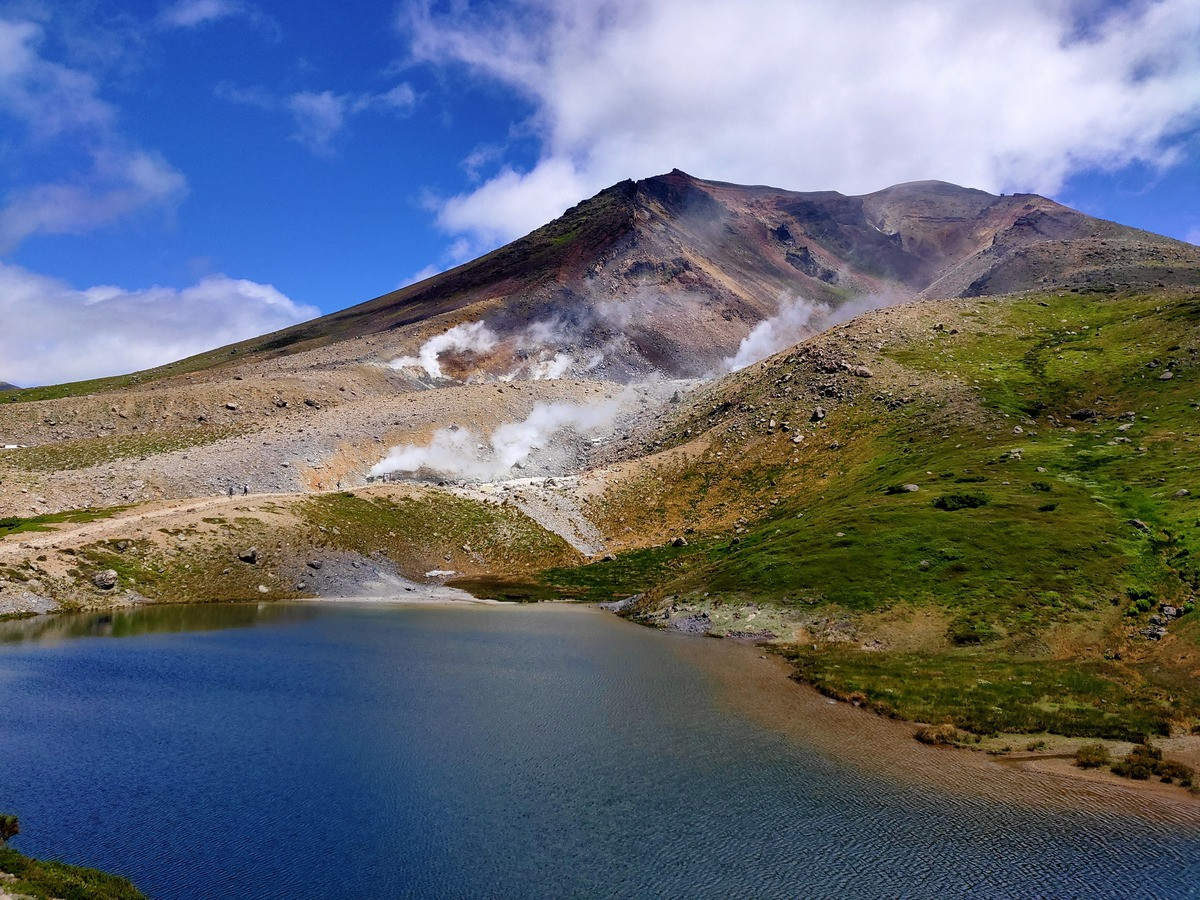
369, 398, 621, 481
390, 321, 498, 378
721, 291, 899, 372
722, 295, 822, 372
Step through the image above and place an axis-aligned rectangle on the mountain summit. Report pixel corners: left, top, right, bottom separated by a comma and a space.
4, 172, 1200, 747
209, 170, 1200, 381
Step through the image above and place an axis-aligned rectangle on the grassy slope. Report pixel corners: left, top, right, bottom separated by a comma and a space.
1, 488, 579, 610
546, 289, 1200, 739
299, 490, 580, 577
1, 426, 246, 472
0, 847, 144, 900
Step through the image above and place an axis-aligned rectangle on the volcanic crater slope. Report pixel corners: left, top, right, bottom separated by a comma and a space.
206, 171, 1200, 382
5, 172, 1200, 757
7, 170, 1200, 748
7, 169, 1197, 399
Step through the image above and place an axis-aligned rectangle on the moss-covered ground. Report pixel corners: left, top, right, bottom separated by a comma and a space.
300, 489, 580, 577
0, 506, 128, 536
544, 289, 1200, 739
0, 846, 144, 900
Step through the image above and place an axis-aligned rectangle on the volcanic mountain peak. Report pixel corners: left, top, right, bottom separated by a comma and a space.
6, 170, 1199, 397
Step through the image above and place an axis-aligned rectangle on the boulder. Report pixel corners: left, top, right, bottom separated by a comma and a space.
811, 406, 827, 422
92, 569, 118, 590
238, 547, 259, 564
669, 613, 712, 635
598, 593, 643, 612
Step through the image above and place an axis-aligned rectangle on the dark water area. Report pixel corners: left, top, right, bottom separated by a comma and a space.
1, 602, 1198, 899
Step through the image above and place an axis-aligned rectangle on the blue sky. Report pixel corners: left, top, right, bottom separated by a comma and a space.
2, 0, 1199, 386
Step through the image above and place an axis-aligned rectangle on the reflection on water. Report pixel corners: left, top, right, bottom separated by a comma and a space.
0, 601, 319, 645
2, 602, 1199, 899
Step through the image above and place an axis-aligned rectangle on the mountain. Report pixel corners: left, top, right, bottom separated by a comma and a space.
3, 171, 1200, 751
10, 170, 1195, 395
181, 170, 1200, 381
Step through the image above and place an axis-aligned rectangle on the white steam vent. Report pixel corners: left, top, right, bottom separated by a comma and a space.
369, 398, 622, 481
390, 321, 499, 378
721, 291, 901, 373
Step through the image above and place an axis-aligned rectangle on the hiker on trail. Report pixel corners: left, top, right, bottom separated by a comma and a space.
242, 485, 248, 495
228, 486, 234, 497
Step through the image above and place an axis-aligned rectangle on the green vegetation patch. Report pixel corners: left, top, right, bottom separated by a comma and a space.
0, 506, 128, 536
0, 846, 144, 900
301, 490, 579, 576
787, 647, 1182, 741
541, 541, 711, 602
76, 528, 303, 605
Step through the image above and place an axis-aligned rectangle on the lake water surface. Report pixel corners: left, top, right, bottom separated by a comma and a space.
1, 602, 1198, 899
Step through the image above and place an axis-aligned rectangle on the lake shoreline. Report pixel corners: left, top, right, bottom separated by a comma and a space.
5, 595, 1200, 824
596, 604, 1200, 823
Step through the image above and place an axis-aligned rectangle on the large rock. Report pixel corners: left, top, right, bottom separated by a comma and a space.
238, 547, 259, 564
598, 593, 643, 612
92, 569, 118, 590
669, 612, 712, 635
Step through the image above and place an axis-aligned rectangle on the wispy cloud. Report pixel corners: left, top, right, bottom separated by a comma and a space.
158, 0, 243, 28
0, 262, 319, 387
404, 0, 1200, 250
0, 17, 187, 250
155, 0, 278, 36
219, 81, 417, 155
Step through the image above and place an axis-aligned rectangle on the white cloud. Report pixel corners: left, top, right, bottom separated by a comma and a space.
156, 0, 278, 36
0, 262, 320, 387
157, 0, 244, 29
0, 18, 187, 250
435, 159, 588, 250
287, 90, 346, 156
221, 82, 417, 156
0, 147, 186, 249
405, 0, 1200, 248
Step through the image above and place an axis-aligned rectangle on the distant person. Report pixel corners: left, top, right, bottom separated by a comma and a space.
243, 485, 248, 495
228, 486, 234, 497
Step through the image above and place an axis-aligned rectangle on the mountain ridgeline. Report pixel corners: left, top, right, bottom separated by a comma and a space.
4, 171, 1200, 750
211, 170, 1200, 381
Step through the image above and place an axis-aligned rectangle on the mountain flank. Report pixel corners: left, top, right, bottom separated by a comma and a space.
5, 170, 1197, 395
3, 171, 1200, 763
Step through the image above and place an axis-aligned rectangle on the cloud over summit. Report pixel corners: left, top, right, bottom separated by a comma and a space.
407, 0, 1200, 250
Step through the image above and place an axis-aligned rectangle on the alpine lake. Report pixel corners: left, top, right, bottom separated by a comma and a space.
2, 601, 1198, 899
